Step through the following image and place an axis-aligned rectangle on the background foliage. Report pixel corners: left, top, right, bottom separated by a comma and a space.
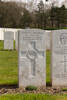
0, 1, 67, 29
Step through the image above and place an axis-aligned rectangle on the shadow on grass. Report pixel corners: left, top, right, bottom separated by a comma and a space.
46, 82, 52, 87
0, 84, 18, 89
0, 49, 16, 51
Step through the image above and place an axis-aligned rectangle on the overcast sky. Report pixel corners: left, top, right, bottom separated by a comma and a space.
2, 0, 65, 5
2, 0, 65, 2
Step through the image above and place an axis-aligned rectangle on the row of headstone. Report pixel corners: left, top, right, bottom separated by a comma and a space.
4, 29, 67, 87
4, 29, 46, 87
4, 30, 51, 50
18, 29, 67, 88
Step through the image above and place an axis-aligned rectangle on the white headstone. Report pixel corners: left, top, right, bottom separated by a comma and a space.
51, 30, 67, 87
18, 29, 46, 87
15, 31, 18, 50
15, 29, 22, 50
45, 30, 51, 50
4, 31, 14, 50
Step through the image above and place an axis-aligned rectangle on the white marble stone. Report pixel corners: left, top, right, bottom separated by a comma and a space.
51, 29, 67, 87
45, 30, 51, 50
15, 29, 21, 50
15, 31, 18, 50
4, 31, 14, 50
18, 29, 46, 87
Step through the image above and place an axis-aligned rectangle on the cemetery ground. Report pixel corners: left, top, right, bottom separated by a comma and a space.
0, 41, 67, 99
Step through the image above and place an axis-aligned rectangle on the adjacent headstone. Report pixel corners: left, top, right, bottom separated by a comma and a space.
45, 30, 51, 50
15, 29, 22, 50
18, 29, 46, 87
15, 31, 18, 50
51, 30, 67, 87
4, 31, 14, 50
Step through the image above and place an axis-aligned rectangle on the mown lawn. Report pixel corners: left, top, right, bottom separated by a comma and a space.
46, 50, 51, 85
0, 94, 67, 100
0, 50, 18, 85
0, 41, 18, 85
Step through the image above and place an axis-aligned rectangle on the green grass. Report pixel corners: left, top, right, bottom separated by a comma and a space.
0, 41, 18, 85
62, 88, 67, 91
0, 50, 18, 85
0, 94, 67, 100
0, 40, 4, 50
26, 86, 37, 91
46, 50, 51, 85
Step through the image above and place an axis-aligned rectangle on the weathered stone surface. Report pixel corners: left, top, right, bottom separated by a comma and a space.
18, 29, 46, 87
51, 30, 67, 87
4, 31, 14, 50
15, 29, 22, 50
15, 31, 18, 50
45, 30, 51, 50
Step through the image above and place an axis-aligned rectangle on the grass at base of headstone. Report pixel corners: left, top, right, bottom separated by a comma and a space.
62, 88, 67, 91
0, 94, 66, 100
0, 40, 4, 50
46, 50, 51, 85
26, 86, 37, 91
14, 40, 16, 50
0, 50, 18, 85
0, 40, 16, 50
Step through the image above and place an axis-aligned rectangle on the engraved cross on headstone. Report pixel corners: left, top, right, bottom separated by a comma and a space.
61, 55, 67, 73
20, 41, 44, 76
